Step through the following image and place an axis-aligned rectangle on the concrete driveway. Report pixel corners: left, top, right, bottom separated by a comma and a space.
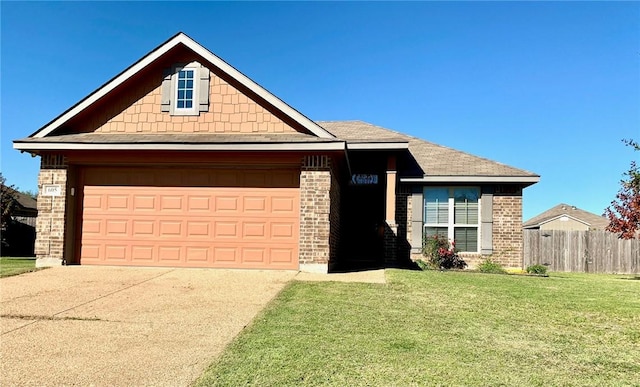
1, 266, 295, 386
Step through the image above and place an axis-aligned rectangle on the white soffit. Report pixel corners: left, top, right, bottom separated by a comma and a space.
32, 33, 335, 139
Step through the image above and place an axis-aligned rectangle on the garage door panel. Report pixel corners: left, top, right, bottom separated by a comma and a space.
105, 245, 127, 261
133, 195, 156, 211
242, 222, 267, 239
105, 220, 128, 236
187, 196, 211, 211
270, 248, 295, 264
214, 221, 239, 238
272, 197, 295, 213
243, 196, 267, 212
132, 220, 155, 237
80, 168, 299, 269
131, 246, 154, 262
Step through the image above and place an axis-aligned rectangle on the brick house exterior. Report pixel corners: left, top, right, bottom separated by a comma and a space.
14, 33, 539, 272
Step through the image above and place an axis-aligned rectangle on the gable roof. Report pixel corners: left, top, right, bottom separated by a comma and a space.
523, 203, 610, 230
4, 186, 37, 212
27, 32, 334, 140
319, 121, 539, 184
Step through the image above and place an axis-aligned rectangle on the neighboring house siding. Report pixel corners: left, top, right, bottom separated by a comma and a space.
77, 58, 298, 135
35, 155, 67, 263
540, 218, 589, 231
492, 193, 523, 267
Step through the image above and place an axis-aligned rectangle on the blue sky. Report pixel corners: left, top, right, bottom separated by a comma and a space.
1, 2, 638, 221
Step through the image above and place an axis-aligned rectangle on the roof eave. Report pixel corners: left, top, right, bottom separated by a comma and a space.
346, 142, 409, 150
29, 33, 335, 140
13, 141, 346, 152
400, 175, 540, 184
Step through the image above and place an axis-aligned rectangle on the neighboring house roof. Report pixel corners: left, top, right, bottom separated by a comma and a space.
4, 187, 37, 216
24, 32, 334, 140
319, 121, 539, 185
523, 203, 610, 230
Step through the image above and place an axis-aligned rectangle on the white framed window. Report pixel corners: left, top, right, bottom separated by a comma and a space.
175, 68, 196, 111
423, 187, 480, 252
171, 66, 198, 115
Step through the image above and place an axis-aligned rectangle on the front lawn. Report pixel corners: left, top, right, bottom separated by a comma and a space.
0, 257, 38, 278
197, 270, 640, 386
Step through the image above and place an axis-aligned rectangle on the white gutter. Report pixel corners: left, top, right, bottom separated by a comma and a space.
401, 176, 540, 183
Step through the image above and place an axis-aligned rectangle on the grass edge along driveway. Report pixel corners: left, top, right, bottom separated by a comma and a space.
196, 270, 640, 386
0, 257, 39, 278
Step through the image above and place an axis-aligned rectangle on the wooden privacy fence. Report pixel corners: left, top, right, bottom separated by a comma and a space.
524, 230, 640, 274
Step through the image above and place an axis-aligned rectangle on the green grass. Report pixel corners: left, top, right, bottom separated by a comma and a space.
0, 257, 39, 278
196, 270, 640, 386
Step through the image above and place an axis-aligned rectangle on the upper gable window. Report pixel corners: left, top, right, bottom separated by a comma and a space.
161, 62, 210, 116
176, 68, 196, 111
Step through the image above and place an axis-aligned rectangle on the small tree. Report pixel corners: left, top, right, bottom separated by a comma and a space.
1, 173, 19, 250
604, 139, 640, 239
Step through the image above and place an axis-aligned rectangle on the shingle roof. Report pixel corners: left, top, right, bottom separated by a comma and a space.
5, 187, 37, 211
318, 120, 538, 179
15, 132, 338, 144
523, 203, 610, 230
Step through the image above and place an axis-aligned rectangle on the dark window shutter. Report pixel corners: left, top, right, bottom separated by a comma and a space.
198, 66, 210, 112
161, 68, 172, 112
480, 192, 493, 255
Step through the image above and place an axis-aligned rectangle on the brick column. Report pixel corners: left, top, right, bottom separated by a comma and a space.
384, 156, 398, 265
492, 191, 524, 268
35, 154, 68, 267
299, 155, 332, 273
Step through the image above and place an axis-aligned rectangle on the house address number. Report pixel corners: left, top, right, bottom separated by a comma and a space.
351, 174, 378, 185
42, 184, 62, 197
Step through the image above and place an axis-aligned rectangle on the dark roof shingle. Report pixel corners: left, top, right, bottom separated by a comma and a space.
318, 120, 538, 178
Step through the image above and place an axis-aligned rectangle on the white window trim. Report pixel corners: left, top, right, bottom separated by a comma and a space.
423, 187, 481, 253
170, 64, 199, 116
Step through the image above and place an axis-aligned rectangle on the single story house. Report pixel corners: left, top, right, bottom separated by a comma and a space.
14, 33, 539, 272
523, 203, 609, 231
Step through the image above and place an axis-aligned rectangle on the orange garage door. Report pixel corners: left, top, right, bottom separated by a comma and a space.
79, 168, 300, 270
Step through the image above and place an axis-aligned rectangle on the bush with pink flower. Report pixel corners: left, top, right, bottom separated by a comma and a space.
420, 234, 467, 270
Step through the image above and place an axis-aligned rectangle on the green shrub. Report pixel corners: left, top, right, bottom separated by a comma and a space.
421, 235, 467, 270
526, 264, 548, 275
477, 258, 506, 274
415, 259, 433, 271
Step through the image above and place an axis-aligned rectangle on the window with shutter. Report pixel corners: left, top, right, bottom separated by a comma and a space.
161, 62, 210, 116
423, 187, 480, 252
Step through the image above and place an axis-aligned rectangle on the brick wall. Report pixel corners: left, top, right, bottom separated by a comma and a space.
329, 161, 341, 263
35, 154, 68, 264
395, 185, 413, 263
492, 193, 523, 267
299, 155, 334, 265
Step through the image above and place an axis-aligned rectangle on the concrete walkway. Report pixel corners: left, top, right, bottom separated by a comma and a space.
1, 266, 295, 386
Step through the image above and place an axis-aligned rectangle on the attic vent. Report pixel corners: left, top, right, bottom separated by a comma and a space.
42, 154, 67, 169
302, 155, 330, 170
